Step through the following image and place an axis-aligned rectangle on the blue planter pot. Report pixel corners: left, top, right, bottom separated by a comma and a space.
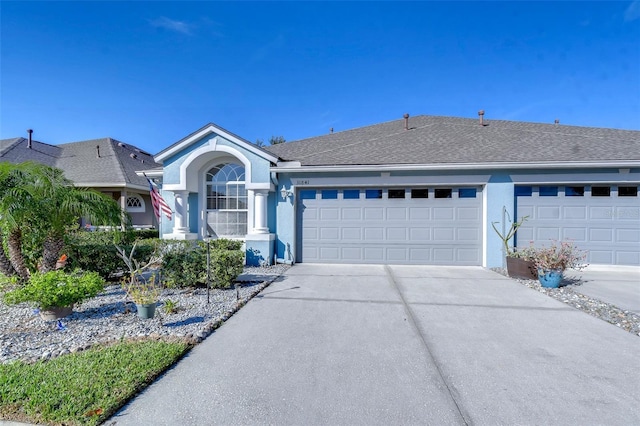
538, 269, 563, 288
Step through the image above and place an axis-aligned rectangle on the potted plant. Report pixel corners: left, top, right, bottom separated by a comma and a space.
121, 274, 162, 319
3, 269, 105, 320
531, 240, 588, 288
491, 212, 535, 279
115, 241, 163, 319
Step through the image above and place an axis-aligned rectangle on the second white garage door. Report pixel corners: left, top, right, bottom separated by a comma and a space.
296, 187, 482, 265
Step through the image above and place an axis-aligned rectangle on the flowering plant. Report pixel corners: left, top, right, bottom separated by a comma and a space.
509, 243, 537, 261
531, 240, 588, 271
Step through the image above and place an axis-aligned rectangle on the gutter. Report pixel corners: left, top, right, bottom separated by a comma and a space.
272, 161, 640, 173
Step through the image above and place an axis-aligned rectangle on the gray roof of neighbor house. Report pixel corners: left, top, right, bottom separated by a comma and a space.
0, 137, 159, 189
264, 115, 640, 167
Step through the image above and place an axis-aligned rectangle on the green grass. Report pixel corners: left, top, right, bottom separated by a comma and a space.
0, 339, 191, 425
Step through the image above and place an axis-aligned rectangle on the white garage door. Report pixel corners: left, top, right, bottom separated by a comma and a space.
516, 184, 640, 266
296, 187, 482, 265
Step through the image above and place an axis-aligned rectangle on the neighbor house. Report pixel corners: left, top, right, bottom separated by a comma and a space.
144, 113, 640, 268
0, 134, 162, 229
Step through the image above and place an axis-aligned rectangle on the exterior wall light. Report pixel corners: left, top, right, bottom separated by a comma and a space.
280, 185, 293, 200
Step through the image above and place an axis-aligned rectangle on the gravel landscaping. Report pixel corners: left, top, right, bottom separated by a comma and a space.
0, 265, 290, 364
494, 268, 640, 337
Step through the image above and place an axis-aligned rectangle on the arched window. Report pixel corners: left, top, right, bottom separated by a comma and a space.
206, 163, 247, 237
126, 194, 145, 213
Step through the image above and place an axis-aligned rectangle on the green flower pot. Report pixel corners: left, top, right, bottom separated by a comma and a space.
136, 302, 157, 319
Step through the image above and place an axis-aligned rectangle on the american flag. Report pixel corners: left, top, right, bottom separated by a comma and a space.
147, 177, 172, 220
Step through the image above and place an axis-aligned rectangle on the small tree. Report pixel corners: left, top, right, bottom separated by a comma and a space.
269, 136, 286, 145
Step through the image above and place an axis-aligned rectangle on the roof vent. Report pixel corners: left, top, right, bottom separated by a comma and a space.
478, 110, 485, 126
27, 129, 33, 149
129, 153, 137, 159
96, 145, 101, 158
554, 119, 560, 125
330, 128, 334, 134
118, 142, 126, 148
403, 113, 409, 130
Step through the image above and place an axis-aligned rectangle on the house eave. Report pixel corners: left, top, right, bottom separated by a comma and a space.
155, 124, 279, 164
272, 161, 640, 173
73, 182, 149, 192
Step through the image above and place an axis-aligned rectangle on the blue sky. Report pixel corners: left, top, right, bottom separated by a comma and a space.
1, 1, 639, 155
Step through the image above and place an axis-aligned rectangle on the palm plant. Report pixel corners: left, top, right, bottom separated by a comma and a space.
0, 162, 126, 280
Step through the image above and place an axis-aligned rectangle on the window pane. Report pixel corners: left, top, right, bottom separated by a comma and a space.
365, 189, 383, 199
343, 189, 360, 199
322, 190, 338, 199
539, 186, 558, 196
458, 188, 477, 198
300, 190, 316, 199
565, 186, 584, 196
388, 189, 405, 199
619, 186, 638, 197
411, 189, 428, 198
435, 188, 452, 198
515, 186, 532, 197
591, 186, 610, 197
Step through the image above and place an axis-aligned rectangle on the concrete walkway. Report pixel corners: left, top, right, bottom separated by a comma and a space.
110, 264, 640, 425
565, 265, 640, 315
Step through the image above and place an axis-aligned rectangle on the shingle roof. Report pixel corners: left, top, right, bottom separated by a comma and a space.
264, 115, 640, 166
0, 137, 160, 189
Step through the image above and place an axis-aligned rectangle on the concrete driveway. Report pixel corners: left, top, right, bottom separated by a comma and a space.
565, 265, 640, 315
111, 264, 640, 426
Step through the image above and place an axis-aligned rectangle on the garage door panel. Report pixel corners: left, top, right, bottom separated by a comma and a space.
562, 228, 587, 242
433, 207, 454, 220
458, 207, 480, 220
410, 228, 431, 240
299, 187, 482, 265
589, 251, 613, 264
536, 227, 560, 240
537, 206, 561, 219
409, 207, 430, 220
617, 229, 640, 242
342, 228, 362, 240
590, 228, 613, 242
590, 207, 613, 220
341, 208, 361, 220
364, 228, 384, 240
387, 228, 408, 240
364, 208, 384, 220
387, 208, 407, 220
563, 206, 587, 219
617, 252, 640, 265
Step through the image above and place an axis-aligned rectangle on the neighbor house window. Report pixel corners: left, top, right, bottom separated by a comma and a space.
126, 195, 145, 213
206, 163, 247, 237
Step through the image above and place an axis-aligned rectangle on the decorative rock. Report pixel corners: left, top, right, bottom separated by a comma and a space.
0, 265, 289, 364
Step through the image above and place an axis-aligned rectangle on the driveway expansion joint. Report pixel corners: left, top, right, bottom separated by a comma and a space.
384, 265, 473, 426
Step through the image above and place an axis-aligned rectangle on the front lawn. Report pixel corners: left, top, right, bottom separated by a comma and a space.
0, 339, 190, 425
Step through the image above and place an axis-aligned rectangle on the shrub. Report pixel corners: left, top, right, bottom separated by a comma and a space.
3, 269, 105, 309
64, 231, 158, 279
532, 240, 588, 271
160, 239, 244, 289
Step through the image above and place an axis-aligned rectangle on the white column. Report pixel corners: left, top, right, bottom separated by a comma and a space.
173, 191, 190, 233
253, 189, 269, 234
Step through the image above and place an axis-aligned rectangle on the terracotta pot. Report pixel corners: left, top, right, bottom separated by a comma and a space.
506, 257, 538, 280
39, 305, 74, 321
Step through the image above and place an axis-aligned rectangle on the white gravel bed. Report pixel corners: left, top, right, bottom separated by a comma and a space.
0, 265, 290, 364
494, 268, 640, 336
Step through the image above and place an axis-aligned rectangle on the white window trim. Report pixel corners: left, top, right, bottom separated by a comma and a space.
125, 194, 146, 213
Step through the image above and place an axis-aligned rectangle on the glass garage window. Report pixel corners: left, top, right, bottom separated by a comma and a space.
515, 186, 533, 196
435, 188, 452, 198
539, 186, 558, 197
321, 190, 338, 199
619, 186, 638, 197
591, 186, 611, 197
300, 190, 316, 199
565, 186, 585, 196
458, 188, 477, 198
411, 189, 428, 198
388, 189, 405, 199
343, 189, 360, 199
365, 189, 383, 199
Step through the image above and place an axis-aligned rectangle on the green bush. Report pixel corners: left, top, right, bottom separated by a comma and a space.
161, 239, 244, 288
211, 248, 245, 289
3, 270, 105, 309
64, 231, 158, 279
